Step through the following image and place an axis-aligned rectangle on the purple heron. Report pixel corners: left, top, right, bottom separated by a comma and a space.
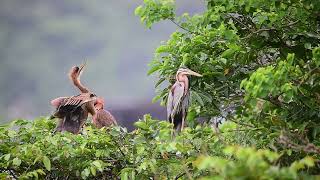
167, 67, 202, 132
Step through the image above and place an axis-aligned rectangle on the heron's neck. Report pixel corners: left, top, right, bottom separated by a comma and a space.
72, 77, 90, 93
177, 74, 189, 94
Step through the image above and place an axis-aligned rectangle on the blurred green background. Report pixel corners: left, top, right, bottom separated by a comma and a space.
0, 0, 203, 127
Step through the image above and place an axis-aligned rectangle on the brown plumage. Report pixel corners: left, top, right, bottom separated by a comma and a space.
51, 93, 96, 134
68, 63, 90, 93
92, 98, 117, 128
50, 63, 97, 134
69, 62, 117, 128
50, 62, 117, 133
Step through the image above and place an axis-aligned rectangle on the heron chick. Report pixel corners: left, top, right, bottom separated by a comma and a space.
92, 97, 117, 128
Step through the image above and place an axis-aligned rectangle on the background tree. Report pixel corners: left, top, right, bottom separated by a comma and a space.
136, 0, 320, 167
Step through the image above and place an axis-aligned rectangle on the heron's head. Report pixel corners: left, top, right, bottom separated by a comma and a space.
69, 62, 86, 80
94, 97, 105, 110
176, 67, 202, 78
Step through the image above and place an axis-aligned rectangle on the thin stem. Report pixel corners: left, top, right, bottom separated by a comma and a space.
170, 19, 207, 37
112, 138, 126, 157
228, 117, 256, 128
241, 20, 300, 40
174, 172, 186, 180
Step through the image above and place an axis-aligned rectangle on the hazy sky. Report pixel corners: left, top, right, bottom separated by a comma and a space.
0, 0, 204, 123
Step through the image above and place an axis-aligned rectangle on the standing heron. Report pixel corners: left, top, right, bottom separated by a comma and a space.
167, 67, 202, 132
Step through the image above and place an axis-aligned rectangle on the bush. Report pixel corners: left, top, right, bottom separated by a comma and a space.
0, 117, 315, 179
136, 0, 320, 171
1, 0, 320, 178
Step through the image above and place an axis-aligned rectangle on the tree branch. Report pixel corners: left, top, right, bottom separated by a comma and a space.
170, 19, 207, 37
241, 20, 300, 40
174, 172, 186, 180
228, 117, 256, 128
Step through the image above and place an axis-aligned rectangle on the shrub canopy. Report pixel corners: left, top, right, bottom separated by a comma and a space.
1, 0, 320, 179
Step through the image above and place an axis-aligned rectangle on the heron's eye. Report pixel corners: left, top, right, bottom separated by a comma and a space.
90, 94, 96, 97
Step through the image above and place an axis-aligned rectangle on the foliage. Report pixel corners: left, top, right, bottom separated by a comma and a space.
1, 0, 320, 178
0, 118, 316, 179
135, 0, 175, 28
136, 0, 320, 170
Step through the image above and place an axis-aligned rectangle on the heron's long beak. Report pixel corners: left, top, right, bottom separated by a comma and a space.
186, 69, 202, 77
78, 61, 86, 74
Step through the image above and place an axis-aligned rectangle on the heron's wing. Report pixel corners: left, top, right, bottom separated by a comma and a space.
167, 82, 184, 121
167, 87, 174, 121
62, 106, 88, 134
51, 97, 68, 108
61, 93, 96, 108
53, 93, 96, 118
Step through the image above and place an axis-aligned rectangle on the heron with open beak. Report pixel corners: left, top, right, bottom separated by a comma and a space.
50, 62, 96, 134
167, 67, 202, 132
69, 62, 117, 128
51, 62, 117, 133
69, 62, 89, 93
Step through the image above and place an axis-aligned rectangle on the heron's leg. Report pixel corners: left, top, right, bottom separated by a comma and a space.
171, 128, 175, 139
181, 119, 185, 131
170, 115, 175, 138
181, 112, 186, 131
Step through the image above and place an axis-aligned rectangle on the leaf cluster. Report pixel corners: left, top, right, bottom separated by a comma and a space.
135, 0, 320, 172
0, 117, 315, 179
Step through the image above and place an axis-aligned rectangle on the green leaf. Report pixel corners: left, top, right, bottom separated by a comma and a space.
134, 121, 149, 130
90, 166, 97, 176
301, 156, 314, 167
304, 43, 312, 49
155, 78, 166, 88
192, 91, 204, 106
81, 168, 90, 179
12, 157, 21, 166
152, 94, 162, 103
92, 160, 102, 171
156, 45, 169, 53
147, 64, 162, 75
4, 154, 10, 161
134, 6, 143, 15
221, 49, 235, 58
42, 156, 51, 171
